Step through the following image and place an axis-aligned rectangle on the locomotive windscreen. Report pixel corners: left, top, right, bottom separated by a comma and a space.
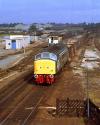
35, 52, 57, 61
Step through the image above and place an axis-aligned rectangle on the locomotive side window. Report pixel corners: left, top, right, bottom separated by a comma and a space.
35, 54, 41, 59
50, 53, 57, 60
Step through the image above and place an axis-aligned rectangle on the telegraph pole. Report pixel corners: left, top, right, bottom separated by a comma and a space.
86, 68, 90, 118
23, 42, 25, 57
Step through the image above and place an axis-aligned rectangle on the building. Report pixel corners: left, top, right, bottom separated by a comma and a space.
48, 35, 62, 45
5, 35, 31, 49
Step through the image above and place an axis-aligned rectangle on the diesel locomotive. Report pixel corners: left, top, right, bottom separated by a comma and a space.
34, 43, 69, 84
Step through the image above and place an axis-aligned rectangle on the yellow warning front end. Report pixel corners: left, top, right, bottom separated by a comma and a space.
34, 59, 56, 74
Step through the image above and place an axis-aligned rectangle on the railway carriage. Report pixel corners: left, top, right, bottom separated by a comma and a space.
34, 43, 69, 84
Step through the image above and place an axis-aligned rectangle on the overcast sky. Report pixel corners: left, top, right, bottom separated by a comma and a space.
0, 0, 100, 23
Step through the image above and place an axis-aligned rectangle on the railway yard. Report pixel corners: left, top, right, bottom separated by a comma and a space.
0, 33, 100, 125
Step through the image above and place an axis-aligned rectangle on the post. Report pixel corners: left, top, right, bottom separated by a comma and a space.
23, 42, 25, 57
56, 99, 59, 115
24, 46, 25, 55
86, 68, 90, 118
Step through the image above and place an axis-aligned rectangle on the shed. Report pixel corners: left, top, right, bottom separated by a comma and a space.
5, 35, 31, 49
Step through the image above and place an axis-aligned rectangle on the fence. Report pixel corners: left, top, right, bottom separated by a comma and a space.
56, 98, 100, 125
56, 98, 86, 117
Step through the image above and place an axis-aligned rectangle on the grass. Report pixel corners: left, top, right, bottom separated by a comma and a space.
0, 34, 17, 37
0, 34, 9, 36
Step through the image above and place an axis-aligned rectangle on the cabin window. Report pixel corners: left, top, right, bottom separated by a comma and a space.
35, 54, 41, 59
50, 53, 57, 60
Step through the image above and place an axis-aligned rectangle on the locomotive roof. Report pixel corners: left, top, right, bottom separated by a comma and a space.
41, 43, 68, 56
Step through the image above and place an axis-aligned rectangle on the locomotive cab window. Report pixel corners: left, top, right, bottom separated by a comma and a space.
35, 52, 57, 61
42, 52, 50, 58
42, 52, 57, 60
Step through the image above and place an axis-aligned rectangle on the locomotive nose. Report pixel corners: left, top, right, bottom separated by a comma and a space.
34, 59, 56, 74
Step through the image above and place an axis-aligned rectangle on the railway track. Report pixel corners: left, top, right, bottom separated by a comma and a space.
0, 81, 53, 125
0, 87, 45, 125
0, 71, 58, 125
0, 71, 53, 125
0, 71, 33, 101
0, 71, 34, 122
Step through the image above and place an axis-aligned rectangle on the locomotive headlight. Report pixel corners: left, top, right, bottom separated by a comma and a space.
34, 74, 38, 78
50, 75, 54, 78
